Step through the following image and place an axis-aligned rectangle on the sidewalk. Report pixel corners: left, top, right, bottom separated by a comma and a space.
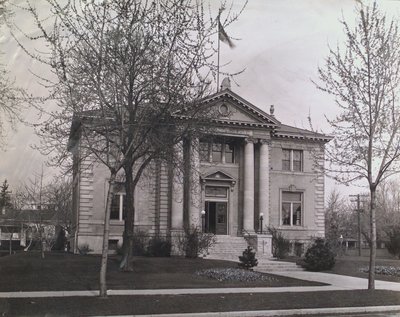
94, 306, 400, 317
0, 285, 343, 298
269, 270, 400, 291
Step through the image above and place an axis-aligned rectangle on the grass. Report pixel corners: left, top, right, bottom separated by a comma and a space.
324, 255, 400, 282
1, 252, 400, 316
1, 290, 400, 316
281, 253, 400, 282
0, 252, 324, 292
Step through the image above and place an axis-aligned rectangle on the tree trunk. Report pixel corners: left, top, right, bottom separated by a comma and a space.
41, 241, 45, 259
99, 172, 116, 297
9, 233, 12, 255
40, 229, 45, 259
120, 164, 135, 271
368, 187, 377, 290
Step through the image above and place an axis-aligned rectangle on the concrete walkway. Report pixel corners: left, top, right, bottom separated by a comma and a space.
270, 270, 400, 291
0, 286, 342, 298
0, 271, 400, 298
94, 306, 400, 317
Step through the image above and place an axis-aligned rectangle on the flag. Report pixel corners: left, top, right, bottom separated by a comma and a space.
218, 21, 235, 48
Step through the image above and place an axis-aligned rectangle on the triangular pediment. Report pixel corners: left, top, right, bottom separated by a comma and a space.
202, 170, 235, 182
202, 89, 280, 128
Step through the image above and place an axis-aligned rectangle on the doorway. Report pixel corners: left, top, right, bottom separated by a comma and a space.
205, 201, 228, 234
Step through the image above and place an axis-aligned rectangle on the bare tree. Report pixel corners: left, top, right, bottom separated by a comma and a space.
0, 0, 22, 148
325, 190, 353, 253
359, 181, 400, 245
13, 170, 72, 258
21, 170, 51, 259
317, 2, 400, 289
12, 0, 246, 296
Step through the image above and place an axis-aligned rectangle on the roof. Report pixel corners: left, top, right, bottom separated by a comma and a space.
204, 89, 332, 142
275, 124, 333, 142
0, 209, 57, 224
68, 89, 333, 146
201, 88, 281, 127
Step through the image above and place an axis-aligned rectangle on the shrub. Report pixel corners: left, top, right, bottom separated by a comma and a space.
268, 227, 290, 259
386, 228, 400, 259
147, 237, 171, 257
238, 246, 258, 270
303, 238, 335, 271
52, 227, 66, 251
177, 226, 216, 258
78, 243, 92, 255
132, 230, 149, 256
294, 242, 304, 257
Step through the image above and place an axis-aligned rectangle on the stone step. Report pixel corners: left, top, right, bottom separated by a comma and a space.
203, 236, 301, 272
256, 260, 304, 272
256, 267, 304, 272
203, 258, 304, 271
203, 236, 249, 260
256, 266, 304, 272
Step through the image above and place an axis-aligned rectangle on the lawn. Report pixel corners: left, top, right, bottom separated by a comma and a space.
324, 256, 400, 282
1, 290, 400, 316
1, 253, 400, 316
0, 252, 324, 292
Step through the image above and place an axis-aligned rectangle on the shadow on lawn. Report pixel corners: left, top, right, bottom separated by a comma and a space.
0, 252, 324, 291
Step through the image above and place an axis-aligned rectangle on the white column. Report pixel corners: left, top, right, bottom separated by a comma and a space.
259, 139, 270, 228
243, 137, 255, 232
171, 142, 184, 229
189, 137, 201, 227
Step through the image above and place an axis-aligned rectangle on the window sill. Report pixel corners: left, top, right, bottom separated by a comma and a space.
271, 170, 314, 176
200, 162, 239, 167
110, 220, 124, 224
278, 226, 308, 231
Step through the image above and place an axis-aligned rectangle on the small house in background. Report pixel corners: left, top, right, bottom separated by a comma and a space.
69, 85, 332, 257
0, 208, 64, 255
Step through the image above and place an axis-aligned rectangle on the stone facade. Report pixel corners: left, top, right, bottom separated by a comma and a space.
69, 88, 331, 254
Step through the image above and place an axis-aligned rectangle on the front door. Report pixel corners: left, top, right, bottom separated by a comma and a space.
205, 201, 228, 234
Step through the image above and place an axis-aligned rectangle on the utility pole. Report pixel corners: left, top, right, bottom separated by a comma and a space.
350, 194, 367, 256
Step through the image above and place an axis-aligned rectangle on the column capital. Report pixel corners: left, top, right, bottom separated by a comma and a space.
244, 137, 256, 144
259, 139, 271, 145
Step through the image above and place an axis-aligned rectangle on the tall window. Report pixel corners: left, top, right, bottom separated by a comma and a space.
281, 192, 302, 226
200, 140, 235, 163
110, 193, 126, 221
225, 143, 234, 163
282, 149, 303, 172
212, 143, 223, 162
199, 142, 210, 161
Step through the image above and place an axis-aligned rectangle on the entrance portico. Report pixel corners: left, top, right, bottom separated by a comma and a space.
200, 171, 236, 235
192, 135, 271, 236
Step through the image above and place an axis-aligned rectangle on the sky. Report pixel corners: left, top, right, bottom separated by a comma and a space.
1, 0, 400, 195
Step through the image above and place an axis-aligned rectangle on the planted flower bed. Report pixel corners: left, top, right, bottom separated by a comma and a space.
195, 268, 277, 282
360, 266, 400, 276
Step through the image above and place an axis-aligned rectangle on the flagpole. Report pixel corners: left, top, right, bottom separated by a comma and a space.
217, 11, 221, 92
217, 36, 220, 92
217, 7, 235, 92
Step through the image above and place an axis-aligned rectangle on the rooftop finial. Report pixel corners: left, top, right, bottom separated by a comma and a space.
220, 77, 231, 91
270, 105, 275, 116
